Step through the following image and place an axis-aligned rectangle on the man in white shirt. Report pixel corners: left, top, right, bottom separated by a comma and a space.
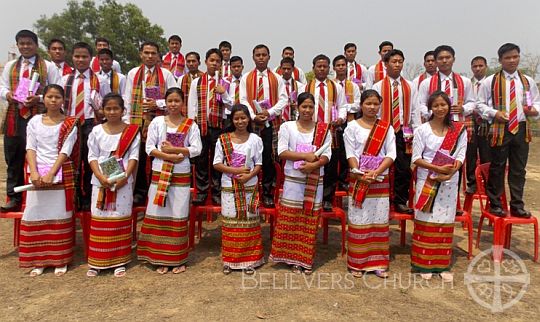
343, 43, 368, 91
90, 37, 121, 74
412, 51, 437, 90
273, 46, 307, 84
0, 30, 61, 212
476, 43, 540, 218
219, 41, 232, 79
97, 48, 126, 96
162, 35, 186, 79
223, 55, 244, 128
177, 51, 204, 103
366, 41, 393, 89
278, 57, 302, 122
47, 38, 73, 77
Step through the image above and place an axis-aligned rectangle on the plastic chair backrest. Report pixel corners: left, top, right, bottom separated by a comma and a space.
476, 162, 509, 211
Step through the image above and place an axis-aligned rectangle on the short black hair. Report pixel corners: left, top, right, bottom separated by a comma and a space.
497, 43, 520, 59
219, 40, 232, 50
15, 30, 38, 44
168, 35, 182, 43
73, 42, 93, 57
332, 54, 347, 67
47, 38, 66, 50
252, 44, 270, 55
139, 41, 160, 53
471, 56, 487, 65
383, 49, 405, 63
205, 48, 223, 61
424, 50, 435, 61
282, 46, 294, 54
280, 57, 295, 67
102, 93, 125, 110
378, 41, 393, 52
95, 37, 109, 46
312, 54, 330, 67
344, 43, 356, 51
434, 45, 455, 59
230, 56, 243, 65
98, 48, 114, 59
185, 51, 200, 63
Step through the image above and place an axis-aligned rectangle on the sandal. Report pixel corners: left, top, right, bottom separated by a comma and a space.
54, 265, 68, 277
156, 266, 169, 275
440, 271, 454, 282
30, 267, 45, 277
420, 273, 433, 280
291, 265, 302, 274
114, 266, 126, 278
349, 270, 363, 278
374, 270, 389, 279
223, 265, 232, 275
172, 265, 186, 274
86, 269, 99, 277
243, 266, 255, 275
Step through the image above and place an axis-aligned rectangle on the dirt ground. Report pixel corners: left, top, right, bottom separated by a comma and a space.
0, 136, 539, 321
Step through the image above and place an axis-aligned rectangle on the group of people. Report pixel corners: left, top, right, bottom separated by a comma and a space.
1, 29, 538, 281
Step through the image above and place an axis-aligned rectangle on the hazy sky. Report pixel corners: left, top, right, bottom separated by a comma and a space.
2, 0, 540, 76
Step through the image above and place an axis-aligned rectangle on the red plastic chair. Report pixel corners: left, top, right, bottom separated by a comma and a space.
389, 166, 415, 246
0, 196, 25, 247
475, 163, 538, 262
258, 162, 283, 240
320, 198, 347, 256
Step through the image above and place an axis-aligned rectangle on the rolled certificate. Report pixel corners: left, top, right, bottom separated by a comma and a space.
351, 168, 384, 182
314, 140, 331, 157
14, 177, 61, 193
244, 147, 252, 169
252, 100, 270, 128
451, 88, 460, 121
28, 72, 39, 95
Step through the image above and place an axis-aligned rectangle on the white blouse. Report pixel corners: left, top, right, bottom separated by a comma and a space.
412, 122, 467, 183
145, 116, 202, 173
277, 121, 332, 178
26, 115, 78, 168
213, 133, 263, 187
87, 124, 141, 186
343, 120, 396, 175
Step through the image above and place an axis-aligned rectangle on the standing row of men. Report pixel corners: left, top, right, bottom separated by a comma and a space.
1, 29, 538, 219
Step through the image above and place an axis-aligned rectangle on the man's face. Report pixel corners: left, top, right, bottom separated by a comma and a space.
185, 54, 200, 73
205, 53, 222, 74
220, 47, 231, 61
436, 50, 455, 74
424, 54, 437, 74
48, 41, 66, 63
231, 60, 244, 78
17, 37, 38, 58
140, 45, 159, 67
333, 59, 347, 77
72, 48, 91, 71
282, 49, 294, 59
385, 55, 404, 78
253, 48, 270, 70
96, 41, 109, 51
99, 54, 113, 73
471, 59, 487, 80
344, 47, 356, 62
499, 49, 520, 74
280, 62, 294, 80
169, 40, 181, 54
379, 45, 393, 60
313, 59, 330, 80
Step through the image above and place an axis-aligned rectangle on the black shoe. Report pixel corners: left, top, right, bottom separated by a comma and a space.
395, 204, 414, 214
323, 201, 333, 212
133, 194, 145, 206
0, 200, 21, 213
262, 196, 275, 208
212, 195, 221, 206
489, 206, 506, 217
193, 194, 207, 205
510, 208, 532, 219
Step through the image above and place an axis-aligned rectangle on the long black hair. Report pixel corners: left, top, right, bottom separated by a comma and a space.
427, 90, 452, 128
227, 104, 253, 133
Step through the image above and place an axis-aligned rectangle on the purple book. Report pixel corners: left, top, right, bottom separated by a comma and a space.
37, 164, 62, 182
14, 78, 40, 103
227, 151, 246, 178
359, 155, 384, 173
145, 86, 162, 100
293, 143, 315, 170
429, 149, 455, 178
166, 133, 185, 147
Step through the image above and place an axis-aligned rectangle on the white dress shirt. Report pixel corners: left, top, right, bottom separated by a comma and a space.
334, 78, 361, 114
97, 70, 127, 96
297, 78, 347, 122
90, 56, 122, 73
239, 69, 288, 120
187, 73, 233, 120
366, 62, 387, 89
372, 76, 420, 129
61, 69, 110, 120
273, 66, 307, 84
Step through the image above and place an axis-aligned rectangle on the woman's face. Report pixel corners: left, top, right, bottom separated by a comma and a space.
431, 96, 450, 121
102, 99, 123, 122
361, 95, 381, 118
298, 98, 315, 121
232, 110, 250, 131
166, 92, 184, 116
43, 88, 63, 112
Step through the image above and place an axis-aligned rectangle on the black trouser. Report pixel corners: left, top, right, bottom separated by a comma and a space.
323, 125, 347, 203
393, 130, 412, 206
465, 122, 492, 190
79, 119, 95, 206
487, 122, 528, 210
4, 116, 29, 203
134, 142, 150, 197
260, 125, 276, 198
195, 126, 223, 198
